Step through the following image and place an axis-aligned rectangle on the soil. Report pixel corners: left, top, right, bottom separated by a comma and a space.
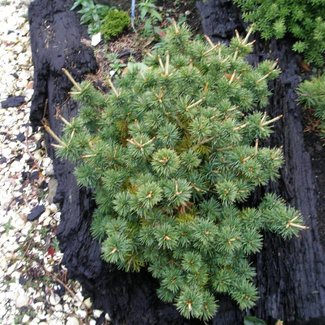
29, 0, 325, 324
86, 0, 202, 87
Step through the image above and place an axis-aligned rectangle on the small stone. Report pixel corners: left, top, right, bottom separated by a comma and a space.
43, 264, 53, 272
11, 271, 21, 281
25, 89, 34, 101
43, 215, 51, 226
15, 292, 29, 307
12, 216, 25, 230
44, 163, 54, 176
49, 293, 60, 305
2, 147, 12, 158
83, 297, 92, 309
53, 212, 61, 222
93, 309, 102, 318
10, 160, 23, 173
33, 234, 41, 243
15, 17, 26, 28
91, 32, 101, 46
22, 314, 30, 323
9, 141, 18, 149
1, 96, 25, 108
20, 222, 32, 236
47, 178, 58, 204
30, 170, 39, 182
17, 79, 27, 89
16, 132, 26, 142
27, 204, 45, 221
7, 263, 17, 275
42, 157, 52, 168
54, 304, 63, 312
17, 52, 29, 65
14, 44, 24, 53
76, 309, 87, 318
66, 316, 80, 325
63, 303, 71, 312
20, 70, 31, 81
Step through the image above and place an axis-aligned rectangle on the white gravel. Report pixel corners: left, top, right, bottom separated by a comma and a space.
0, 0, 110, 324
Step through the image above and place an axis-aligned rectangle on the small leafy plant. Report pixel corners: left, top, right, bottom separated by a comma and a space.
138, 0, 163, 36
233, 0, 325, 66
71, 0, 111, 35
298, 73, 325, 136
56, 24, 304, 320
106, 53, 127, 76
100, 9, 130, 40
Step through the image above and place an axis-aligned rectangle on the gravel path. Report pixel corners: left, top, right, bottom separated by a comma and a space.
0, 1, 110, 324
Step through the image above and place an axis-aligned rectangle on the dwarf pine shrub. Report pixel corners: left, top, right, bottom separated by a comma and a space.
57, 24, 304, 320
233, 0, 325, 66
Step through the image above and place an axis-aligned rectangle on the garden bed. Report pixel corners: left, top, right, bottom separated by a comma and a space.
29, 0, 325, 323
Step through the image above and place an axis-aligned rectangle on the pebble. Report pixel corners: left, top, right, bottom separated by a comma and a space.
54, 304, 63, 312
15, 292, 29, 307
91, 32, 102, 46
93, 309, 102, 318
22, 314, 30, 323
49, 293, 61, 306
66, 316, 80, 325
44, 163, 54, 176
84, 297, 92, 309
77, 309, 87, 318
27, 204, 45, 221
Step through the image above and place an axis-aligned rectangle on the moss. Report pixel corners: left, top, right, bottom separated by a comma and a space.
100, 9, 130, 41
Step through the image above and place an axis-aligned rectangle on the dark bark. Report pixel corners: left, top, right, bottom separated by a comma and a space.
197, 1, 325, 324
29, 0, 325, 324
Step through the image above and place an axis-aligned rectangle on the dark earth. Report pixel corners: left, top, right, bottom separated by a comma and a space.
28, 0, 325, 324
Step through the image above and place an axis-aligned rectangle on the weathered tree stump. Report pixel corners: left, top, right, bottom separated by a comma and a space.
29, 0, 325, 323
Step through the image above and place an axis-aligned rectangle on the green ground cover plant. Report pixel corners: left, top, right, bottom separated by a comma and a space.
56, 24, 304, 320
233, 0, 325, 66
71, 0, 129, 37
100, 9, 130, 40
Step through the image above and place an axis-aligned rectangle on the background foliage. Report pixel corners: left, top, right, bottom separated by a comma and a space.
99, 9, 130, 40
71, 0, 129, 36
298, 73, 325, 137
233, 0, 325, 66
